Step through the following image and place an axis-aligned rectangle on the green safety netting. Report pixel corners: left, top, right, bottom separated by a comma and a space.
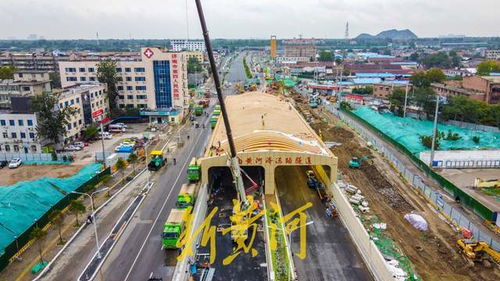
352, 107, 500, 154
0, 163, 102, 255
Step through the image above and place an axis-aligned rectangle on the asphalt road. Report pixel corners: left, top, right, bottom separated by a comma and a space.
275, 166, 373, 281
224, 53, 247, 83
97, 105, 214, 281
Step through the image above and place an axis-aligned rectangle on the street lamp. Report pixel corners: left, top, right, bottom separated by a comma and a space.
71, 187, 109, 259
429, 95, 441, 167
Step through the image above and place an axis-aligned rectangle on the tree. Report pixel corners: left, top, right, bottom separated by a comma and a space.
413, 87, 437, 119
49, 209, 65, 244
476, 60, 500, 76
410, 71, 430, 88
82, 125, 99, 141
318, 51, 334, 62
69, 200, 86, 226
97, 60, 118, 112
420, 52, 453, 69
426, 68, 446, 83
49, 72, 61, 89
115, 157, 127, 176
420, 135, 440, 150
389, 88, 406, 116
409, 52, 419, 62
0, 65, 16, 79
31, 92, 76, 145
30, 226, 48, 263
187, 57, 202, 74
127, 153, 138, 174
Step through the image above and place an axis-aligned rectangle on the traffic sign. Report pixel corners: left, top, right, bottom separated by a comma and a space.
92, 108, 104, 118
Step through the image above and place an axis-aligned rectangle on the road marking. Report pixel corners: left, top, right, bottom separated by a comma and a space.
123, 128, 205, 281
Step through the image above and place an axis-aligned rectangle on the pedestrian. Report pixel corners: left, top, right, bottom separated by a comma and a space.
173, 158, 177, 165
87, 215, 93, 224
326, 207, 332, 218
187, 135, 190, 140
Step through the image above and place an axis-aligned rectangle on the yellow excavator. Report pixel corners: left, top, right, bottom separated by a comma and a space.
457, 239, 500, 266
474, 178, 499, 188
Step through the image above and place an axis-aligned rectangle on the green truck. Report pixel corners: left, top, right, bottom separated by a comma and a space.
176, 183, 197, 208
210, 116, 219, 129
213, 109, 221, 116
194, 105, 203, 116
214, 105, 221, 111
162, 209, 185, 249
187, 158, 201, 182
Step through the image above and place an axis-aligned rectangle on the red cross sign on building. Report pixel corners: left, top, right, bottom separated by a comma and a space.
143, 48, 154, 59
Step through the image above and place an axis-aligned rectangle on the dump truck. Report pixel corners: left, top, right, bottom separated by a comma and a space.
148, 150, 165, 171
214, 105, 221, 111
176, 183, 197, 209
194, 105, 203, 116
210, 116, 219, 129
213, 109, 221, 117
162, 209, 185, 249
187, 158, 201, 182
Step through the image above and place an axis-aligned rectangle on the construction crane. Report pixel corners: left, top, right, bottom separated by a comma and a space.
195, 0, 248, 207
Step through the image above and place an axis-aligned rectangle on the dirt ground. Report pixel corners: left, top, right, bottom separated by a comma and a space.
291, 93, 500, 281
0, 164, 84, 186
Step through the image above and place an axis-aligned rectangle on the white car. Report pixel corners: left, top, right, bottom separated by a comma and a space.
99, 132, 113, 139
64, 145, 82, 151
8, 158, 22, 169
114, 123, 127, 128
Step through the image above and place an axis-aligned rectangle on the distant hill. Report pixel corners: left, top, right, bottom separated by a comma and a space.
355, 29, 418, 40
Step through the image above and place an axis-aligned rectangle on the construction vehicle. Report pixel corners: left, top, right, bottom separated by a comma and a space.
162, 209, 185, 249
214, 105, 221, 111
176, 183, 197, 208
199, 99, 210, 108
349, 155, 372, 169
187, 158, 201, 182
148, 150, 165, 171
308, 93, 320, 108
474, 178, 499, 189
194, 105, 203, 116
457, 239, 500, 266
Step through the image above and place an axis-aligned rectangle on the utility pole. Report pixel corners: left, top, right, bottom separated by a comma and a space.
194, 0, 247, 206
429, 95, 440, 167
403, 83, 409, 118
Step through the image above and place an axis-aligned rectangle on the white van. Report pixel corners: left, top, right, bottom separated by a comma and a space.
99, 132, 113, 139
109, 124, 126, 133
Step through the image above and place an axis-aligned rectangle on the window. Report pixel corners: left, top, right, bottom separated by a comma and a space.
118, 95, 125, 100
11, 132, 17, 138
125, 67, 131, 72
127, 95, 134, 99
22, 86, 31, 91
90, 77, 96, 81
18, 73, 23, 78
2, 132, 7, 138
116, 68, 122, 72
138, 104, 147, 108
80, 77, 87, 81
116, 77, 123, 81
73, 122, 77, 128
134, 67, 145, 72
65, 67, 76, 72
31, 145, 37, 152
117, 86, 124, 90
27, 119, 33, 126
64, 101, 68, 107
18, 120, 23, 126
119, 104, 125, 109
29, 132, 35, 139
136, 95, 147, 99
76, 97, 80, 103
0, 120, 5, 126
136, 86, 146, 91
88, 67, 95, 72
135, 77, 146, 81
13, 145, 19, 152
9, 120, 14, 126
126, 77, 132, 81
90, 93, 94, 98
78, 119, 82, 125
66, 77, 77, 81
20, 132, 26, 139
59, 103, 63, 108
126, 86, 133, 91
79, 68, 86, 72
67, 124, 72, 130
4, 145, 9, 152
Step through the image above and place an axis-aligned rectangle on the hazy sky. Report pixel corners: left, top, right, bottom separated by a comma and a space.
1, 0, 498, 39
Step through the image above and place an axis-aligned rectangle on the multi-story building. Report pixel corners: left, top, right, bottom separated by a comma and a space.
270, 35, 277, 58
0, 52, 59, 71
373, 82, 409, 99
462, 76, 500, 104
485, 50, 500, 60
283, 38, 316, 61
431, 82, 486, 102
0, 109, 40, 153
0, 71, 51, 109
184, 51, 204, 63
59, 47, 189, 123
170, 40, 206, 52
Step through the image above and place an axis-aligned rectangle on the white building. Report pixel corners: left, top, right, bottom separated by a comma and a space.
0, 112, 40, 153
59, 47, 189, 123
170, 40, 206, 52
485, 50, 500, 60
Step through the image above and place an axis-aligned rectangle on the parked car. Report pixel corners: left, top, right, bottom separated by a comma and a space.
73, 141, 88, 148
64, 145, 82, 151
0, 160, 8, 168
8, 158, 22, 169
99, 132, 113, 139
114, 122, 127, 128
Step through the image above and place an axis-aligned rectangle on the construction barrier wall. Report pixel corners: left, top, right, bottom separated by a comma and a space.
313, 165, 393, 281
0, 166, 111, 272
172, 182, 209, 281
339, 107, 495, 222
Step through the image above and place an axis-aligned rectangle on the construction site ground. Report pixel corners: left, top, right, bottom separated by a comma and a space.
0, 164, 84, 186
290, 92, 500, 281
